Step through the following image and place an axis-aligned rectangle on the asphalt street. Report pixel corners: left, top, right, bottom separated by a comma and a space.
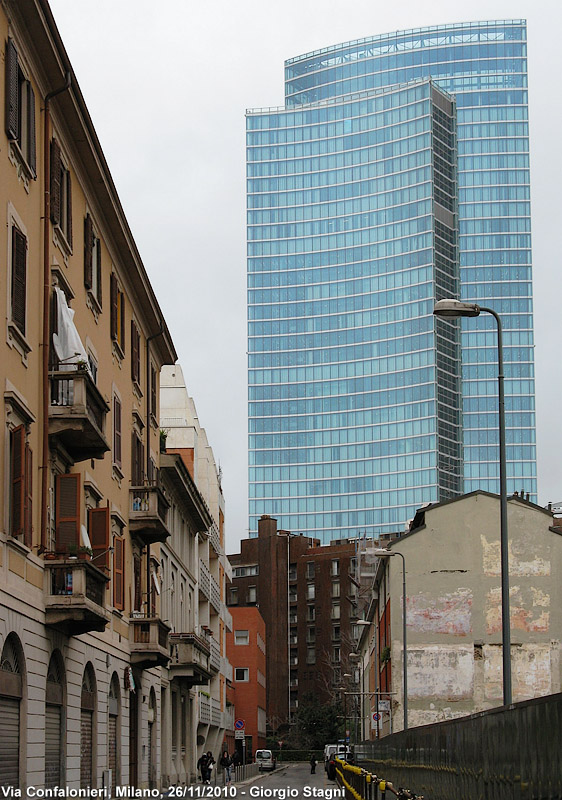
235, 761, 343, 800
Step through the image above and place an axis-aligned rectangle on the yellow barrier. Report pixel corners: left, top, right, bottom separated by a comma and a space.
333, 757, 421, 800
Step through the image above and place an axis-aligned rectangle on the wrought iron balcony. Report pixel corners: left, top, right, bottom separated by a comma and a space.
129, 484, 170, 544
169, 633, 212, 686
49, 370, 110, 462
44, 559, 110, 635
129, 615, 171, 668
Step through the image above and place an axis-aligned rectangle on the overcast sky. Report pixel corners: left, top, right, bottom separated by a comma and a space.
49, 0, 562, 551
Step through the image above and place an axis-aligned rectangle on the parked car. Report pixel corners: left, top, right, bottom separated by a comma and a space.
255, 749, 276, 771
323, 743, 351, 769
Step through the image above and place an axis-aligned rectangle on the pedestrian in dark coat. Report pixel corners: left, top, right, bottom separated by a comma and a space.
327, 755, 337, 780
310, 754, 317, 774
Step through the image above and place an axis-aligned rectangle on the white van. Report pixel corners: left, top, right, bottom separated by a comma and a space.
323, 744, 350, 768
255, 749, 276, 771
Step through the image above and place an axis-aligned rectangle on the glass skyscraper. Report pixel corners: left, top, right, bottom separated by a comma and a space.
247, 20, 536, 542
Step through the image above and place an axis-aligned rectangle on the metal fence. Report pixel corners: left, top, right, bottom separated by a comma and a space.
355, 692, 562, 800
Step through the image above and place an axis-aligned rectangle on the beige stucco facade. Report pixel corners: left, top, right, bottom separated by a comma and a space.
359, 492, 562, 736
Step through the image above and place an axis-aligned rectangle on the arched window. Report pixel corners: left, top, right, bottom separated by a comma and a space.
108, 673, 120, 794
45, 651, 65, 788
80, 664, 96, 789
0, 634, 25, 789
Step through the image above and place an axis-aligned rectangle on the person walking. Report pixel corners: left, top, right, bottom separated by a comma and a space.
205, 751, 216, 784
197, 752, 209, 784
309, 753, 317, 774
220, 750, 233, 785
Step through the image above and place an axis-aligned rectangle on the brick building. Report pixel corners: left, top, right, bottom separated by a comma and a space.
227, 515, 359, 728
226, 606, 267, 759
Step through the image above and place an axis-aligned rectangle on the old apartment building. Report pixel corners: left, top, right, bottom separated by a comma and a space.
356, 492, 562, 737
0, 0, 231, 791
228, 515, 360, 728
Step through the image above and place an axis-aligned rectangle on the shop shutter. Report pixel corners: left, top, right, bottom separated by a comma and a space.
80, 710, 93, 789
109, 714, 117, 793
0, 696, 19, 788
45, 705, 61, 789
55, 473, 80, 552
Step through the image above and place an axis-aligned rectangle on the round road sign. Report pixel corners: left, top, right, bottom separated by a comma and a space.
234, 718, 245, 730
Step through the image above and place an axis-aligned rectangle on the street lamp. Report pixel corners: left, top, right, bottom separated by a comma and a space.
433, 298, 512, 706
373, 548, 408, 729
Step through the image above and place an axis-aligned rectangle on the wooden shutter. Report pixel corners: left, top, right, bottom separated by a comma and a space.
133, 554, 142, 612
131, 433, 144, 487
55, 473, 80, 552
110, 274, 118, 340
113, 397, 122, 466
114, 536, 124, 610
96, 237, 102, 305
24, 444, 32, 548
150, 365, 157, 418
27, 84, 36, 176
5, 38, 19, 141
10, 425, 25, 539
66, 170, 73, 247
119, 292, 125, 353
11, 226, 27, 334
84, 214, 93, 289
50, 139, 61, 225
131, 321, 140, 383
89, 506, 110, 571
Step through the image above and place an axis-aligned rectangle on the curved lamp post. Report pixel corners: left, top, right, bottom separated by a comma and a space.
433, 298, 512, 706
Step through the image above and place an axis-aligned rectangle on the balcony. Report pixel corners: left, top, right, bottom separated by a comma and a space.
129, 485, 170, 544
221, 657, 233, 682
44, 559, 110, 635
198, 695, 211, 726
211, 697, 222, 728
169, 633, 212, 686
129, 616, 171, 669
49, 370, 110, 462
209, 638, 221, 673
199, 559, 210, 600
209, 574, 221, 614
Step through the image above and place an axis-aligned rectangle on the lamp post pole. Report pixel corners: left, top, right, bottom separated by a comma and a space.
433, 299, 511, 705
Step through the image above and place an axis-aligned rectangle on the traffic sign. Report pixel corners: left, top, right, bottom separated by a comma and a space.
378, 700, 390, 712
235, 730, 245, 739
372, 713, 381, 721
234, 718, 245, 730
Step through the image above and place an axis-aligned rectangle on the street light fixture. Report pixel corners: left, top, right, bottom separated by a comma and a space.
373, 548, 408, 730
433, 298, 512, 706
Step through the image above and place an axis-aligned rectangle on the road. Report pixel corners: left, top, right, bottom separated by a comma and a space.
235, 762, 344, 800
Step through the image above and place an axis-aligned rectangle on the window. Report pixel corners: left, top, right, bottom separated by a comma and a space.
332, 581, 340, 598
247, 585, 257, 604
113, 396, 122, 468
306, 562, 315, 579
306, 647, 315, 665
5, 38, 36, 177
233, 565, 258, 578
131, 321, 141, 387
289, 586, 297, 603
289, 628, 297, 645
131, 432, 144, 486
306, 605, 315, 622
50, 139, 72, 248
331, 603, 340, 620
332, 646, 341, 663
234, 630, 249, 646
9, 425, 32, 547
332, 625, 341, 641
288, 563, 297, 581
110, 274, 125, 354
331, 559, 340, 577
54, 473, 80, 553
229, 587, 238, 605
113, 536, 125, 610
306, 627, 315, 644
84, 214, 102, 308
88, 506, 109, 571
10, 225, 27, 338
235, 668, 249, 682
306, 583, 315, 600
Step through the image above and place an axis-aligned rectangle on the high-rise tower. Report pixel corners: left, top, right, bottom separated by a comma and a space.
247, 21, 536, 542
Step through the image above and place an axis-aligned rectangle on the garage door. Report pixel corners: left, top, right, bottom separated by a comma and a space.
45, 705, 61, 788
0, 696, 19, 788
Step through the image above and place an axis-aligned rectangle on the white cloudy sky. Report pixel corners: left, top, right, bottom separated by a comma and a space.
49, 0, 562, 550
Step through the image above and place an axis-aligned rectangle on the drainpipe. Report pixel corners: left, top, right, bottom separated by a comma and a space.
40, 72, 71, 553
145, 325, 164, 615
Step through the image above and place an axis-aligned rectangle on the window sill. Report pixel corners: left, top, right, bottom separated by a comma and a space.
86, 290, 102, 320
112, 464, 124, 486
8, 141, 36, 190
132, 381, 143, 400
7, 322, 32, 363
53, 226, 72, 262
6, 535, 31, 558
112, 340, 125, 363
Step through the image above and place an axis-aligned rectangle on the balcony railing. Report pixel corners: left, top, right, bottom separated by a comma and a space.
209, 575, 221, 613
209, 638, 221, 673
44, 559, 110, 635
221, 657, 233, 682
129, 616, 171, 669
211, 697, 222, 728
199, 559, 210, 599
221, 603, 233, 632
198, 696, 211, 726
224, 704, 235, 731
48, 370, 110, 462
129, 485, 170, 544
169, 632, 212, 686
209, 523, 221, 555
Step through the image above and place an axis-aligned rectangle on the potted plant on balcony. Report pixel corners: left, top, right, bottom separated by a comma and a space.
78, 546, 93, 561
68, 544, 78, 559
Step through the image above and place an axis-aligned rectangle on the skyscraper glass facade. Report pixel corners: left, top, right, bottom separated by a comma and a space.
247, 20, 536, 541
